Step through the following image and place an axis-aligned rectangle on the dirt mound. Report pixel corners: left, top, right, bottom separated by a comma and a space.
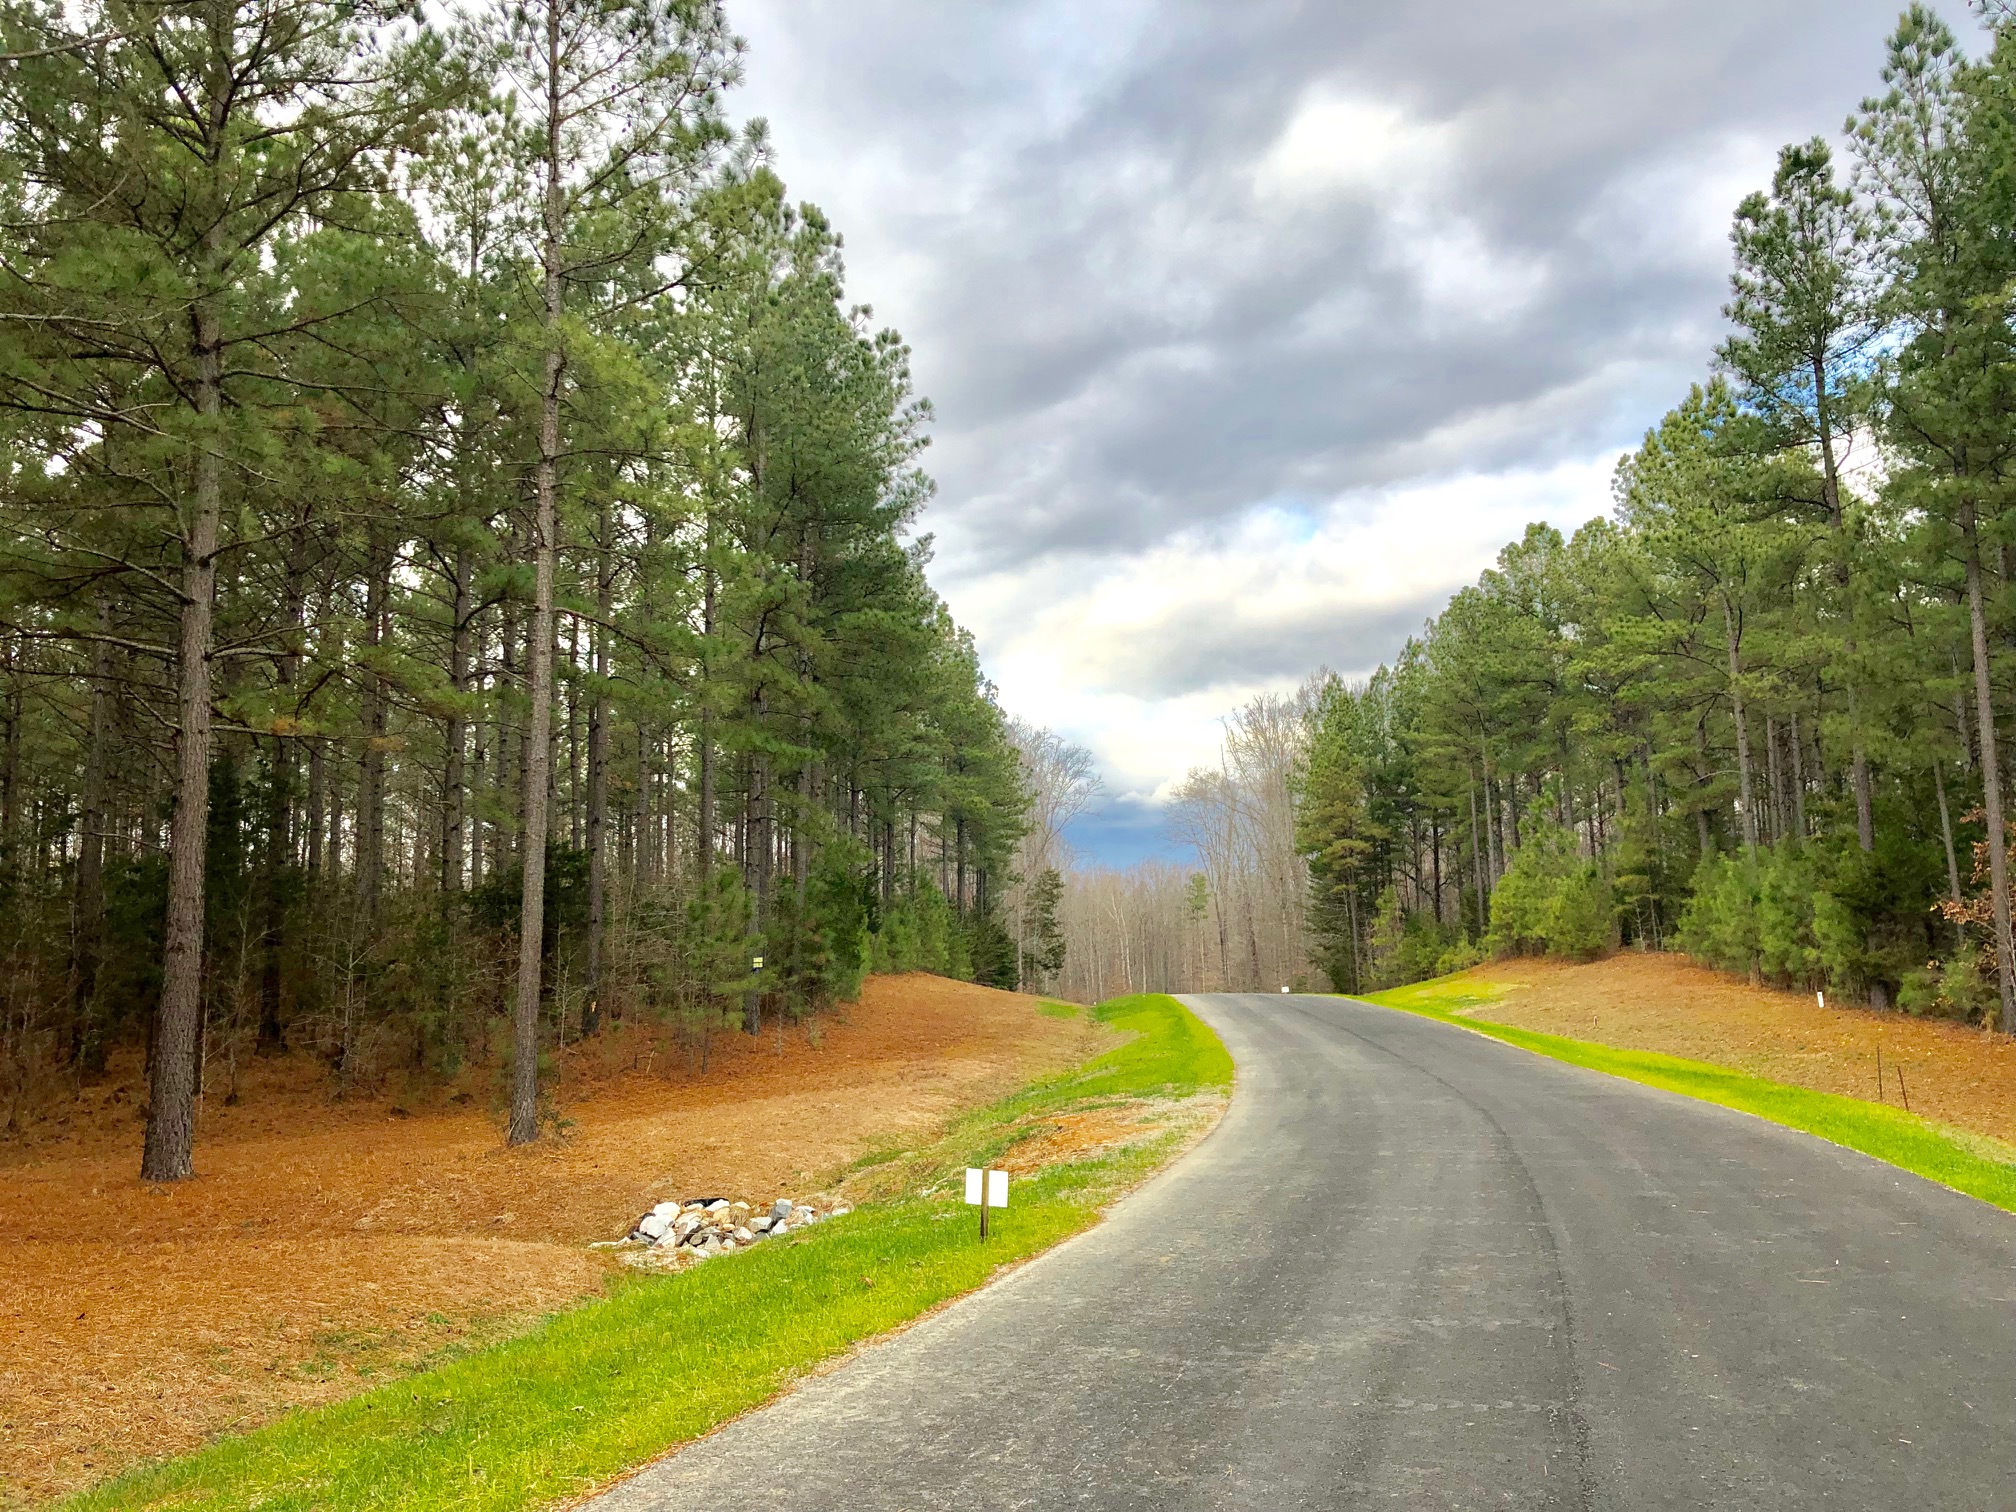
1459, 952, 2016, 1147
0, 975, 1107, 1505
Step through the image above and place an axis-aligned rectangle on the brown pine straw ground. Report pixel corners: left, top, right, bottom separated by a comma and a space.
0, 974, 1113, 1506
1447, 951, 2016, 1149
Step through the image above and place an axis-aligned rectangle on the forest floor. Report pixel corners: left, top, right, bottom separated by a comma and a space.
0, 974, 1113, 1506
1427, 951, 2016, 1149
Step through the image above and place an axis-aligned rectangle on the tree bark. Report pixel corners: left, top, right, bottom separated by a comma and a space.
355, 525, 390, 926
1810, 356, 1877, 854
583, 532, 611, 1032
1963, 504, 2015, 1033
70, 625, 114, 1068
1722, 594, 1757, 855
511, 7, 564, 1145
1788, 710, 1808, 840
142, 288, 223, 1183
1935, 759, 1964, 914
441, 545, 472, 894
1468, 777, 1486, 933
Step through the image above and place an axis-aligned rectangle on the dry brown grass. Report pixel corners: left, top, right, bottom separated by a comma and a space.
0, 975, 1110, 1505
1452, 952, 2016, 1146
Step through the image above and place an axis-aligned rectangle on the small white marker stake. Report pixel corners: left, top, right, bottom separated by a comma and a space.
1817, 990, 1825, 1009
964, 1167, 1007, 1239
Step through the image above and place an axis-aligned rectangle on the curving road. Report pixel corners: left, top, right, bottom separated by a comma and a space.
592, 993, 2016, 1510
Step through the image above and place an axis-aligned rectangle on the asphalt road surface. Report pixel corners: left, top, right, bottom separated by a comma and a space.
593, 992, 2016, 1510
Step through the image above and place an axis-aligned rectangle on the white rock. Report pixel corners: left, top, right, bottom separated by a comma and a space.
733, 1226, 755, 1243
720, 1239, 737, 1253
638, 1212, 673, 1241
687, 1247, 710, 1262
650, 1200, 682, 1219
770, 1222, 789, 1237
771, 1198, 794, 1221
830, 1206, 851, 1219
706, 1199, 731, 1212
671, 1214, 701, 1240
752, 1216, 774, 1233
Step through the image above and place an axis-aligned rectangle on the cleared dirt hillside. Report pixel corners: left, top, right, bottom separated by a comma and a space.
1442, 952, 2016, 1148
0, 974, 1110, 1504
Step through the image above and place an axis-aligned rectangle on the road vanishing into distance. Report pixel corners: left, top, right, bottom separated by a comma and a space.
594, 993, 2016, 1510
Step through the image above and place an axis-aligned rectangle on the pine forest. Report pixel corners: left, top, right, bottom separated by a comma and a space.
0, 0, 1032, 1178
1059, 5, 2016, 1035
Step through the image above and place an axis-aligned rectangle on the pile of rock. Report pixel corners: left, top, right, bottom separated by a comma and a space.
619, 1196, 850, 1261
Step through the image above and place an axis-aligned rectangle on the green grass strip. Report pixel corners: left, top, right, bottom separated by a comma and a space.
1357, 975, 2016, 1215
65, 993, 1228, 1512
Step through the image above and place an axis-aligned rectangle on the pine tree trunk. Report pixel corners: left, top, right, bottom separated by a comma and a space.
1692, 721, 1714, 857
1804, 360, 1876, 855
584, 558, 610, 1032
1468, 778, 1486, 931
356, 527, 390, 926
744, 701, 770, 1037
696, 509, 716, 876
441, 545, 472, 894
258, 734, 289, 1054
1765, 715, 1784, 845
71, 625, 114, 1068
305, 737, 325, 878
1935, 759, 1964, 914
511, 19, 564, 1146
142, 290, 223, 1183
1788, 711, 1808, 840
1722, 594, 1757, 854
1963, 506, 2015, 1033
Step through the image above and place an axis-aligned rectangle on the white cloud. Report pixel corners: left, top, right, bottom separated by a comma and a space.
950, 454, 1619, 800
1253, 88, 1458, 202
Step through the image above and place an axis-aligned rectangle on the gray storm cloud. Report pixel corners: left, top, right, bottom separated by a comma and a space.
730, 0, 1949, 743
735, 0, 1917, 567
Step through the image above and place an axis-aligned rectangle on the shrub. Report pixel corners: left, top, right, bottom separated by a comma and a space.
1898, 950, 1996, 1023
1546, 866, 1615, 960
1674, 853, 1761, 975
1487, 818, 1612, 960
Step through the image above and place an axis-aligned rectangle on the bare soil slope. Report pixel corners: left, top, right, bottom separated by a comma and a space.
0, 974, 1109, 1504
1449, 952, 2016, 1146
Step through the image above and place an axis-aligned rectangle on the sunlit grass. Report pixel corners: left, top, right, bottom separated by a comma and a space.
1359, 973, 2016, 1215
67, 993, 1228, 1512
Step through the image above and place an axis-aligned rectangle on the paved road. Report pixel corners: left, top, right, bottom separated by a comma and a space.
594, 993, 2016, 1510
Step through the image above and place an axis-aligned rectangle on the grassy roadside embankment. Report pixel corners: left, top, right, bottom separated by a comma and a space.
1360, 974, 2016, 1215
63, 994, 1230, 1512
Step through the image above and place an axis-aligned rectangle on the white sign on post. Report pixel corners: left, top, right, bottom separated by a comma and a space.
964, 1167, 1008, 1237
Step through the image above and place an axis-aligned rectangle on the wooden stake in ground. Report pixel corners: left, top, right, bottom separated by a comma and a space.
965, 1167, 1008, 1239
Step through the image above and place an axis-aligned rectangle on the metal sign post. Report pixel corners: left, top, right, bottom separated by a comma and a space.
964, 1167, 1008, 1239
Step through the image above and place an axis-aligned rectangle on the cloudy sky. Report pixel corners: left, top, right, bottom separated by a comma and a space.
731, 0, 1944, 866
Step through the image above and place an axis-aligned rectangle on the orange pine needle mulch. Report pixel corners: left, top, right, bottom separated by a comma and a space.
0, 974, 1101, 1506
1456, 952, 2016, 1148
